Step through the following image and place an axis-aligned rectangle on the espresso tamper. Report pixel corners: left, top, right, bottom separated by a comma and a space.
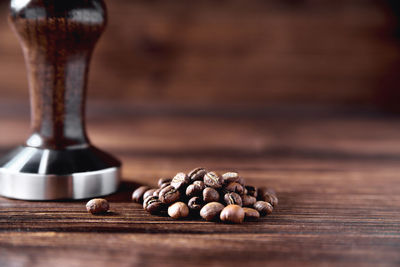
0, 0, 121, 200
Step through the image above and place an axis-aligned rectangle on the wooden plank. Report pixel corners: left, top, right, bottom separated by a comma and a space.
0, 106, 400, 266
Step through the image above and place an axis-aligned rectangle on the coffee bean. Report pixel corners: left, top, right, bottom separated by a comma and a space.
188, 196, 203, 211
158, 178, 172, 187
203, 187, 220, 203
171, 172, 190, 190
257, 187, 278, 206
220, 205, 245, 224
86, 198, 109, 214
224, 192, 242, 206
222, 172, 239, 184
143, 189, 157, 201
243, 207, 260, 220
186, 181, 205, 197
160, 182, 171, 189
131, 186, 150, 203
261, 194, 279, 207
242, 195, 257, 207
188, 167, 207, 182
159, 185, 181, 204
200, 202, 225, 221
153, 188, 161, 197
168, 202, 189, 219
204, 171, 223, 189
143, 196, 165, 214
257, 187, 276, 199
245, 186, 258, 198
224, 182, 244, 195
254, 201, 273, 216
237, 176, 246, 186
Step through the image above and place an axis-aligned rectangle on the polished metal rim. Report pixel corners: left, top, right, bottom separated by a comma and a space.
0, 167, 120, 200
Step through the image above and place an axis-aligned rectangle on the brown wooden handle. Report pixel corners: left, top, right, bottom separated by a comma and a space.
9, 0, 107, 149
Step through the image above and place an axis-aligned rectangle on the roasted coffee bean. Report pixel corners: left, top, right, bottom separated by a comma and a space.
254, 201, 273, 216
171, 172, 190, 190
242, 194, 257, 207
243, 207, 260, 220
204, 171, 223, 188
86, 198, 109, 214
158, 178, 172, 187
245, 186, 258, 198
224, 182, 244, 195
188, 196, 203, 211
188, 167, 207, 182
186, 181, 205, 197
159, 185, 181, 204
257, 187, 276, 198
261, 194, 279, 207
203, 187, 220, 203
143, 189, 157, 201
153, 188, 161, 197
222, 172, 239, 184
237, 176, 245, 186
200, 202, 225, 221
224, 192, 242, 206
168, 202, 189, 219
160, 182, 171, 189
131, 186, 150, 203
258, 187, 278, 206
143, 196, 165, 214
220, 205, 245, 224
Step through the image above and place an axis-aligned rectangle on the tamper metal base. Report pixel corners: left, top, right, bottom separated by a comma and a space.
0, 146, 121, 200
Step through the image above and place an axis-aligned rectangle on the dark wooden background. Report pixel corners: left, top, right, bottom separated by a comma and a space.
1, 1, 400, 266
0, 0, 400, 112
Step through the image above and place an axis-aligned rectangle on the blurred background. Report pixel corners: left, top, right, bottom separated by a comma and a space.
0, 0, 399, 114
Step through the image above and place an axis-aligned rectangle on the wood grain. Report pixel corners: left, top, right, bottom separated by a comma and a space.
1, 0, 400, 111
0, 102, 400, 266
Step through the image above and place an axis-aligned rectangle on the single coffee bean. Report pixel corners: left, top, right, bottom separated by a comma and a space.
222, 172, 240, 184
171, 172, 190, 190
143, 196, 165, 214
188, 167, 207, 182
257, 187, 278, 206
257, 187, 276, 199
204, 171, 223, 189
159, 185, 181, 204
261, 194, 279, 207
224, 182, 244, 195
254, 201, 273, 216
188, 196, 203, 211
160, 182, 171, 189
242, 207, 260, 220
86, 198, 109, 214
203, 187, 220, 203
200, 202, 225, 221
224, 192, 243, 206
153, 188, 161, 197
245, 186, 258, 198
143, 188, 157, 201
186, 181, 205, 197
131, 186, 150, 203
237, 176, 246, 186
157, 177, 172, 187
242, 194, 257, 207
168, 202, 189, 219
220, 205, 245, 224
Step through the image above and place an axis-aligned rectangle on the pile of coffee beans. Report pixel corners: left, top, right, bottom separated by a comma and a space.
132, 168, 278, 223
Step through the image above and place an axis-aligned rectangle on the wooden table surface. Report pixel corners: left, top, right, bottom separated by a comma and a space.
0, 104, 400, 267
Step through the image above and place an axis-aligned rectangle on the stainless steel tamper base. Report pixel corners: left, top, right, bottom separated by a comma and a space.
0, 146, 121, 200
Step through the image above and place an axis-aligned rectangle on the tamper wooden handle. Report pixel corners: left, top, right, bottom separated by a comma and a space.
9, 0, 106, 149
